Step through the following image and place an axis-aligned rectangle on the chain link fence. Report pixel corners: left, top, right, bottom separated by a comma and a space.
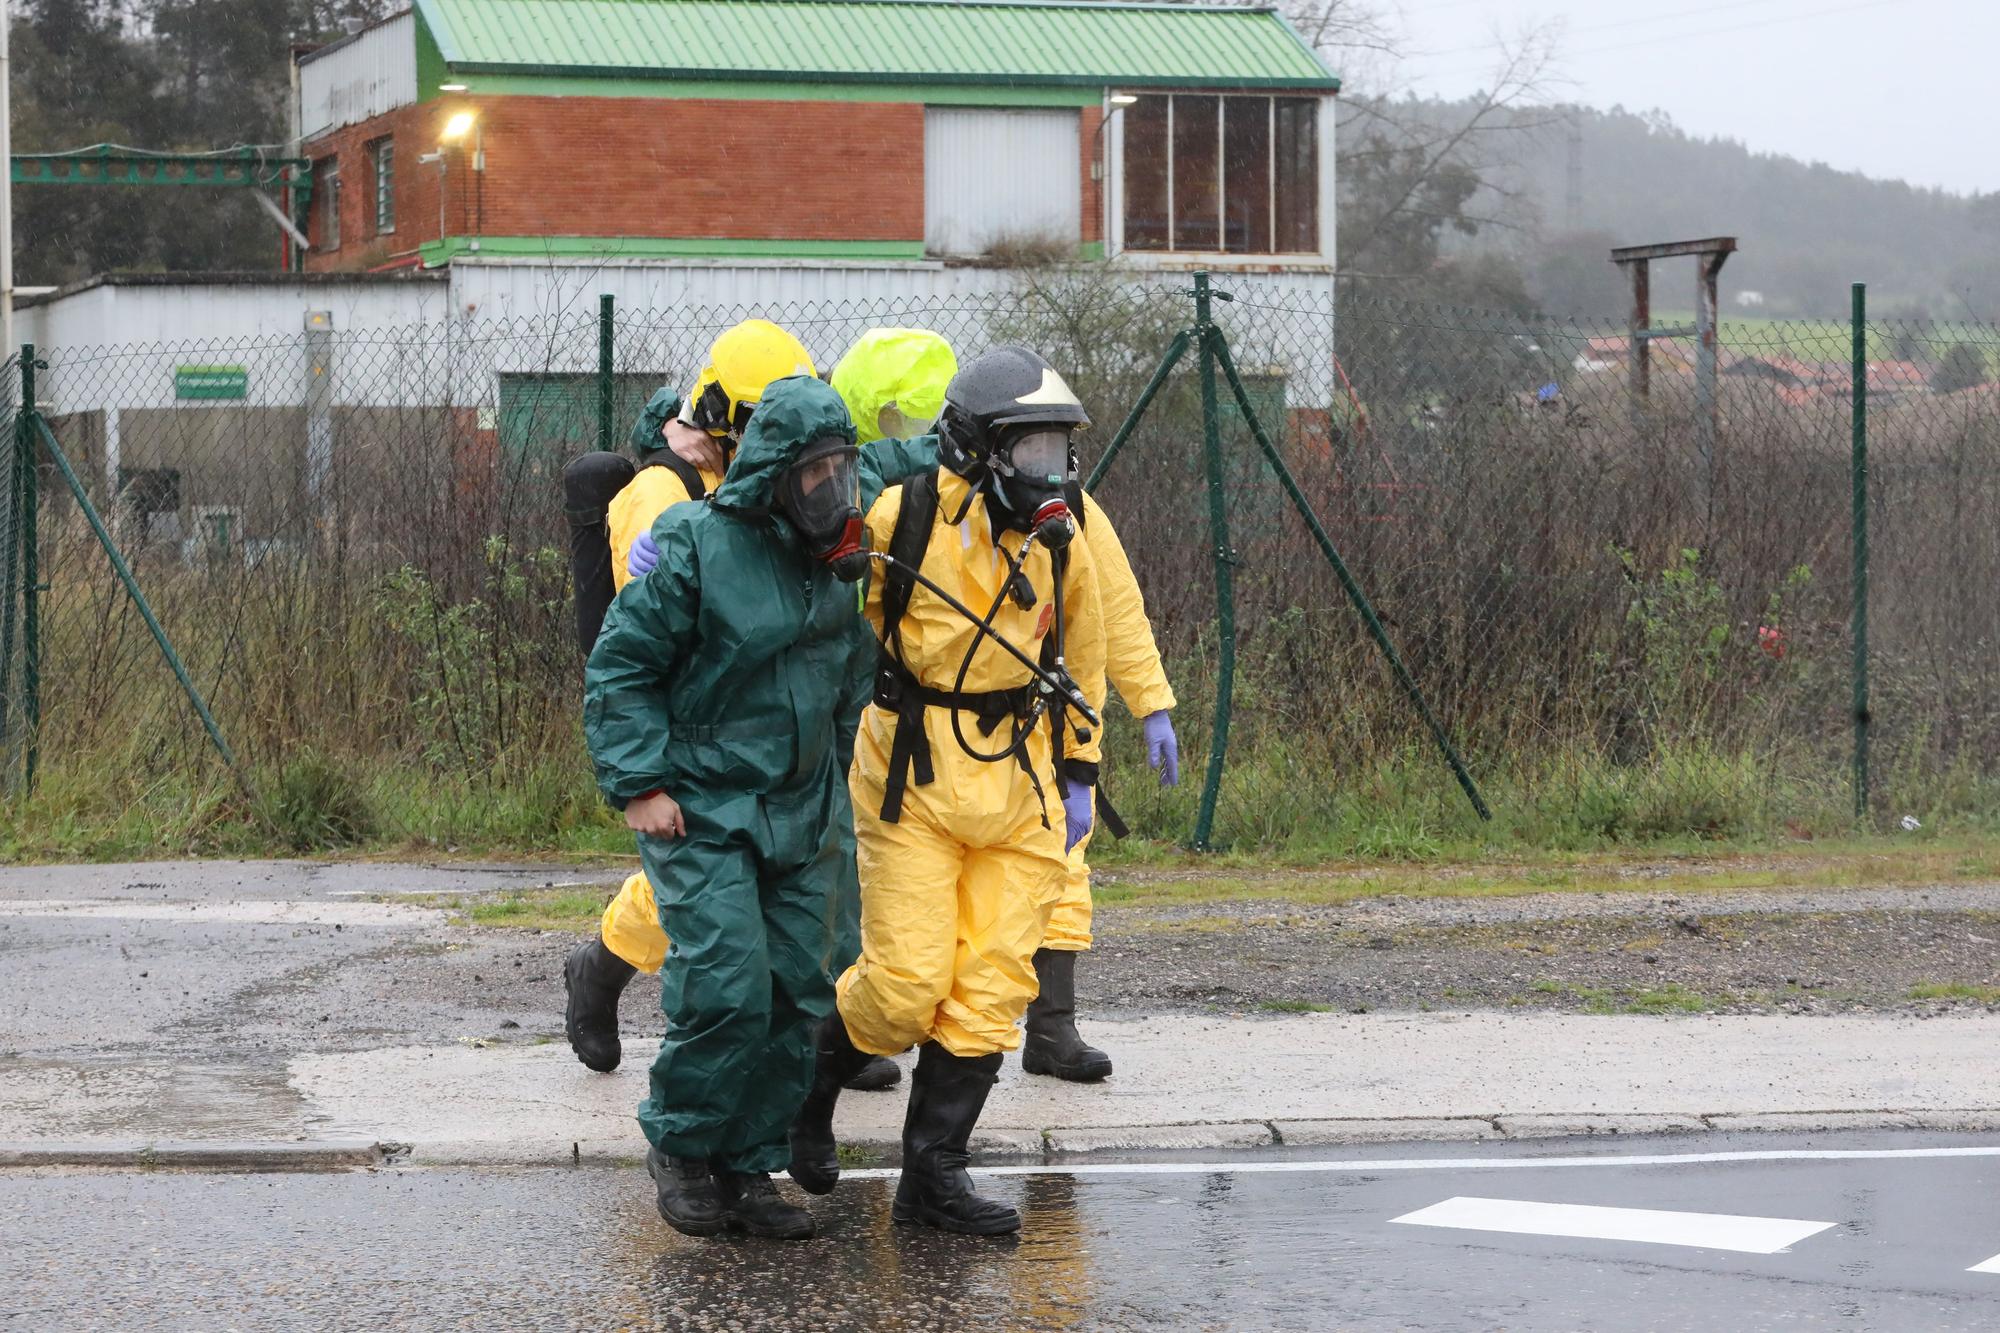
2, 272, 1994, 849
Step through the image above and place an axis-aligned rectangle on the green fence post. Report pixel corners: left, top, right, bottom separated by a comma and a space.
0, 355, 19, 774
1850, 282, 1870, 820
31, 416, 236, 772
1190, 272, 1236, 851
1209, 327, 1492, 822
597, 294, 615, 453
19, 347, 38, 791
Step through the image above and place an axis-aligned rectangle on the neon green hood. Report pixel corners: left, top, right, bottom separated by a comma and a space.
830, 328, 958, 446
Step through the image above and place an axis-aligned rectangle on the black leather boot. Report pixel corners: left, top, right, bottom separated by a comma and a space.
714, 1170, 815, 1240
787, 1013, 874, 1195
844, 1055, 903, 1091
1021, 948, 1112, 1082
647, 1148, 726, 1237
564, 938, 637, 1073
892, 1044, 1019, 1235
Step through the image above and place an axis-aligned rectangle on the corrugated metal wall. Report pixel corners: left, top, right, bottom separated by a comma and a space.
22, 263, 1337, 410
299, 14, 419, 142
923, 108, 1081, 258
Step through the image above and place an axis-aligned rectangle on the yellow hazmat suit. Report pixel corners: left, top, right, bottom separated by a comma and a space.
835, 467, 1107, 1058
1043, 492, 1175, 952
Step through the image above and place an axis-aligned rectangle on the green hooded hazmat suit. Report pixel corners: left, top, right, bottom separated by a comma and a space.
584, 375, 875, 1172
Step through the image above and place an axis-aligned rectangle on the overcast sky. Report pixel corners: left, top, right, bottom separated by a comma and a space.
1382, 0, 1988, 196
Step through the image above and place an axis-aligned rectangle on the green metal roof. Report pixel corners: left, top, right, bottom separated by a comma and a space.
415, 0, 1339, 90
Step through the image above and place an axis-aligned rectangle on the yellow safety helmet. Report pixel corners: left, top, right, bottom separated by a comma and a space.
830, 327, 959, 445
686, 319, 818, 439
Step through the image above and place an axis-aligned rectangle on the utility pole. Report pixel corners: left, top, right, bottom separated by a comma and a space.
1564, 113, 1583, 232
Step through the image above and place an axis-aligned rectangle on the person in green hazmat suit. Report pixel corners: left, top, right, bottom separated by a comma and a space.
583, 374, 874, 1241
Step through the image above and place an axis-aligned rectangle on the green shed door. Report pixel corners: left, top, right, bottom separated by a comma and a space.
499, 373, 660, 468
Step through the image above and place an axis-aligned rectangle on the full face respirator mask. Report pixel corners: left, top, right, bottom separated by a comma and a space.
988, 426, 1076, 550
780, 436, 868, 583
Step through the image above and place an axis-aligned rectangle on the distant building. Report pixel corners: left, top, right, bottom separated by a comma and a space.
1735, 290, 1766, 309
292, 0, 1341, 274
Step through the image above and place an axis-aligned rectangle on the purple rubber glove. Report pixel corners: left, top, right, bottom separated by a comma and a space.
628, 530, 660, 579
1062, 783, 1094, 852
1141, 710, 1180, 787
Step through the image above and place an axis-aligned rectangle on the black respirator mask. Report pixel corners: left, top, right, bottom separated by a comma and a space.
779, 436, 868, 582
987, 426, 1076, 549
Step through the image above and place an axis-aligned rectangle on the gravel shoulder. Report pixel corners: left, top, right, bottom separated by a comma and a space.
1084, 881, 2000, 1018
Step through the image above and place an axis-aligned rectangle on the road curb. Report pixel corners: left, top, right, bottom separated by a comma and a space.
14, 1109, 2000, 1172
0, 1140, 401, 1171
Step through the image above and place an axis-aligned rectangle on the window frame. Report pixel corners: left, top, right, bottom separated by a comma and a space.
372, 139, 395, 235
319, 160, 341, 250
1112, 91, 1326, 262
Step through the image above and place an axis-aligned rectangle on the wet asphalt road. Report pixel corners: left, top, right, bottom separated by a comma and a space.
10, 1135, 2000, 1331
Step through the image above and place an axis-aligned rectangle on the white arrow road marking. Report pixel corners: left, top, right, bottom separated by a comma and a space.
1391, 1196, 1836, 1254
1968, 1254, 2000, 1274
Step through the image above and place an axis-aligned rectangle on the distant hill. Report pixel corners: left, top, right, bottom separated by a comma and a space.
1418, 101, 1998, 321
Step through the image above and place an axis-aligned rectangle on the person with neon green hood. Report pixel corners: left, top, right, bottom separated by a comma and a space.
585, 374, 875, 1240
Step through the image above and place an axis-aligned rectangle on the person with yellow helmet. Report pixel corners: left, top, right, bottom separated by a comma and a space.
608, 319, 818, 593
786, 345, 1115, 1236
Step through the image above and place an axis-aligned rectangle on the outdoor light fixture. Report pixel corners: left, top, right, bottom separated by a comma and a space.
439, 82, 469, 92
441, 111, 477, 142
1093, 96, 1138, 181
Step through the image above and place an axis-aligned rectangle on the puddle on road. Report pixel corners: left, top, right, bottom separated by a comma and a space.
0, 900, 441, 927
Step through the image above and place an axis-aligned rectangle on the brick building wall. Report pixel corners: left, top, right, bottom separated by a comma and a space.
303, 95, 930, 269
1078, 105, 1103, 247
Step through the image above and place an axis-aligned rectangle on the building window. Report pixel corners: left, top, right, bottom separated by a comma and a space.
1122, 94, 1318, 254
372, 139, 395, 234
319, 162, 341, 249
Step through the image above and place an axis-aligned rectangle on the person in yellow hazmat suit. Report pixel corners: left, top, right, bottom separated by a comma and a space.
786, 345, 1109, 1236
833, 328, 1182, 1084
563, 319, 823, 1072
607, 319, 816, 594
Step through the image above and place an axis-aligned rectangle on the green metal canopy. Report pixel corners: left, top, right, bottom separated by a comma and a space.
415, 0, 1340, 90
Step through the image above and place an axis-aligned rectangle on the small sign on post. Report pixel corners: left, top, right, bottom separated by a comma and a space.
174, 364, 248, 400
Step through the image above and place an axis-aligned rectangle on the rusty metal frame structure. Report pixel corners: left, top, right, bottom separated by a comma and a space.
1612, 235, 1737, 522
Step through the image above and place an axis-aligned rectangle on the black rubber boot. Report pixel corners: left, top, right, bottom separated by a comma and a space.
844, 1055, 903, 1092
714, 1170, 815, 1240
892, 1044, 1020, 1235
787, 1013, 874, 1195
563, 937, 636, 1073
647, 1148, 726, 1237
1021, 948, 1112, 1083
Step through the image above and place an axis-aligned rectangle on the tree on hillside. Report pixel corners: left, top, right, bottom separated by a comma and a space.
1207, 0, 1560, 304
1932, 343, 1989, 394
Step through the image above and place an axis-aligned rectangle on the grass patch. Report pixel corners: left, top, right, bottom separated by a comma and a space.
397, 886, 618, 933
1909, 982, 2000, 1004
1532, 979, 1724, 1014
1257, 998, 1334, 1014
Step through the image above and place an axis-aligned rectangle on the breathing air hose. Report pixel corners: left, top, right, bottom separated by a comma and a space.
864, 545, 1099, 768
